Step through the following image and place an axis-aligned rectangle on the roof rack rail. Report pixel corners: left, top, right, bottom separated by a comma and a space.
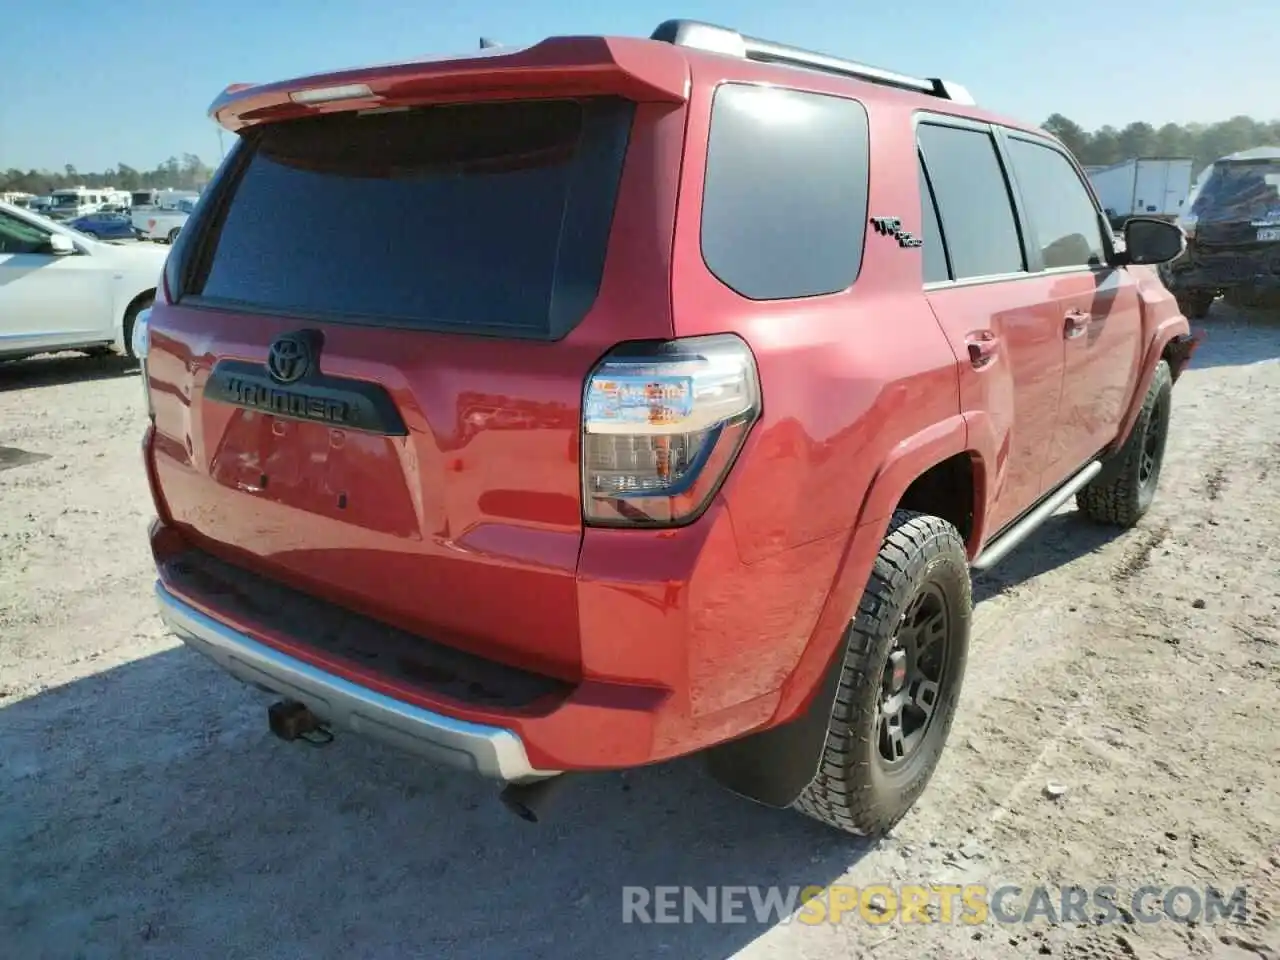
649, 19, 975, 106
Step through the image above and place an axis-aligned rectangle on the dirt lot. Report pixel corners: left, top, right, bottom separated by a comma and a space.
1, 305, 1277, 960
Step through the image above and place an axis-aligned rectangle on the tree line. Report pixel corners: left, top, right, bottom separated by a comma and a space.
1042, 114, 1279, 173
1, 154, 214, 196
4, 112, 1278, 196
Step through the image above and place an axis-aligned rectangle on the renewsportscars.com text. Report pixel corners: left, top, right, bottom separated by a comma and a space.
621, 884, 1251, 926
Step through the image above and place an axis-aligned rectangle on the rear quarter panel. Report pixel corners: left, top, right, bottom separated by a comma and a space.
668, 66, 964, 721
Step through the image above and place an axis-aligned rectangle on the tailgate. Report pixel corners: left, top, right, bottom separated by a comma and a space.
145, 83, 682, 681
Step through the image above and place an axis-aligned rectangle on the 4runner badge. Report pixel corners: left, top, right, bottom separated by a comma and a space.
870, 216, 923, 248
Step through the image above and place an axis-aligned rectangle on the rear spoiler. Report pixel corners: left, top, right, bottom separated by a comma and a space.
208, 36, 690, 131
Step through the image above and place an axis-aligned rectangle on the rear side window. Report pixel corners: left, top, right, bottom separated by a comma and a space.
917, 123, 1024, 280
701, 84, 869, 300
185, 98, 634, 339
1003, 137, 1106, 269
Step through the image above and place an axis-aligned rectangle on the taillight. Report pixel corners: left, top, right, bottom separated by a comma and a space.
582, 334, 761, 527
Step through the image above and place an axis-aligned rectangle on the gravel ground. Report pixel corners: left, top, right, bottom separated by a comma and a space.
1, 303, 1278, 960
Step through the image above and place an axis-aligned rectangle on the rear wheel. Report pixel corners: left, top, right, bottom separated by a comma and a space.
166, 227, 181, 244
1077, 359, 1172, 528
792, 510, 971, 836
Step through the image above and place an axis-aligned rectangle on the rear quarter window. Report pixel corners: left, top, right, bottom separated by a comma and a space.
700, 84, 870, 300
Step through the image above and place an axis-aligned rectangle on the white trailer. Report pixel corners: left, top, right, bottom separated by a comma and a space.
1087, 157, 1195, 227
48, 186, 109, 219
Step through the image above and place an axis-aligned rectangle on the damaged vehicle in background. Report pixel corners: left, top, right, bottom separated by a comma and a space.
1162, 146, 1280, 317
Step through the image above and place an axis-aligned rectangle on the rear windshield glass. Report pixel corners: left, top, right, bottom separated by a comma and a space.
187, 98, 634, 338
1190, 160, 1280, 223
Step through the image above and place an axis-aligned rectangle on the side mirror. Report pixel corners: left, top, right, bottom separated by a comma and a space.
46, 234, 76, 256
1121, 217, 1186, 266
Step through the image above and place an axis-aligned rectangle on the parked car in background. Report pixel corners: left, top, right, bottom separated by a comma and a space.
0, 201, 168, 363
133, 196, 198, 243
131, 188, 200, 210
67, 211, 143, 241
1161, 146, 1280, 316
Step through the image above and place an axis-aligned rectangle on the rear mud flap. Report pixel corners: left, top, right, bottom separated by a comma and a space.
703, 639, 845, 808
1165, 332, 1201, 382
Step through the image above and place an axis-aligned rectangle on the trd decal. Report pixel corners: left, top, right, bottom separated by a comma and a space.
870, 216, 924, 248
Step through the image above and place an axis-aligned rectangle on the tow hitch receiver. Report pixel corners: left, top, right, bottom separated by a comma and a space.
499, 776, 570, 824
268, 699, 333, 745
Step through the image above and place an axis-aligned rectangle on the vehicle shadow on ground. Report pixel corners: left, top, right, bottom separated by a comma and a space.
1180, 302, 1280, 371
0, 648, 870, 960
972, 510, 1122, 604
0, 353, 138, 392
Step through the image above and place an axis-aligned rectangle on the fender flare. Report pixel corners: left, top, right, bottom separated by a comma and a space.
704, 413, 982, 808
855, 414, 972, 526
1098, 318, 1192, 479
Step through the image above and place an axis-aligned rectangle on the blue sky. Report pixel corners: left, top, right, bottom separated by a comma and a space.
3, 0, 1277, 172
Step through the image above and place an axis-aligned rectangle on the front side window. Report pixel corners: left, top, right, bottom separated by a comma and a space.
1004, 136, 1106, 270
917, 123, 1024, 281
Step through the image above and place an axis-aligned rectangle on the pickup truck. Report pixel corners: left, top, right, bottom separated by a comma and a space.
132, 196, 198, 243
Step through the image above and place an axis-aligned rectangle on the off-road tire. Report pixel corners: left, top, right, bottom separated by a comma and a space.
1076, 359, 1172, 527
792, 510, 971, 836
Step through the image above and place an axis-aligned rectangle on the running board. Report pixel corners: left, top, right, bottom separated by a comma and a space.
971, 461, 1103, 572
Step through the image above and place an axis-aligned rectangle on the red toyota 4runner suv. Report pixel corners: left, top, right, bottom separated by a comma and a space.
137, 19, 1198, 835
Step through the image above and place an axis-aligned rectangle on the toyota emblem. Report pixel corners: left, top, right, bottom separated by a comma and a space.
266, 334, 313, 385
